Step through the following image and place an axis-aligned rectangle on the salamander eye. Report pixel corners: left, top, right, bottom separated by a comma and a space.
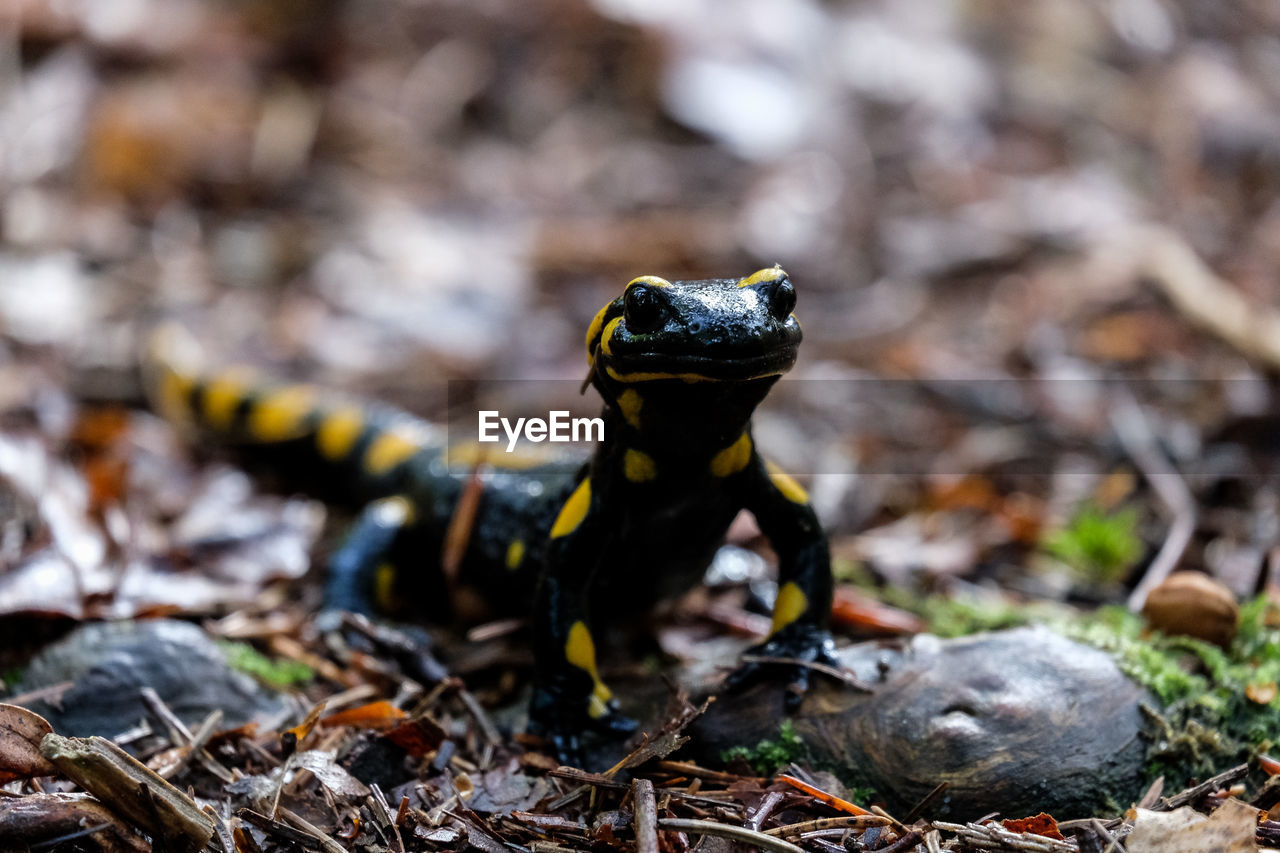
624, 284, 665, 333
763, 276, 796, 320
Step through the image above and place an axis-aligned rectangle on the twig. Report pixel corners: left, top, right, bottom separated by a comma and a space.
659, 818, 806, 853
137, 688, 234, 781
1158, 763, 1248, 811
655, 760, 766, 785
547, 767, 626, 789
1135, 224, 1280, 370
238, 808, 331, 848
764, 815, 891, 837
202, 804, 238, 853
28, 822, 114, 851
902, 781, 948, 824
747, 791, 785, 832
738, 655, 871, 692
457, 687, 501, 747
777, 773, 872, 815
1108, 388, 1196, 611
160, 709, 231, 782
633, 778, 658, 853
3, 681, 74, 706
279, 806, 348, 853
877, 830, 924, 853
139, 687, 193, 742
934, 820, 1076, 852
369, 784, 406, 853
871, 804, 910, 838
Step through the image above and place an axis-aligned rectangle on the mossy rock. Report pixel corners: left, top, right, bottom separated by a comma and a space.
689, 627, 1150, 819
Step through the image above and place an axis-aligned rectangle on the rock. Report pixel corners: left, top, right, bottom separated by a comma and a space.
688, 626, 1151, 819
16, 619, 290, 738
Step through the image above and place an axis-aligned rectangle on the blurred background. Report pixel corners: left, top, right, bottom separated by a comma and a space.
3, 0, 1280, 621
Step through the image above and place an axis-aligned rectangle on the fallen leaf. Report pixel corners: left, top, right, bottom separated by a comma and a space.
1002, 812, 1065, 840
0, 704, 55, 781
1127, 798, 1259, 853
320, 700, 406, 731
383, 717, 448, 758
830, 587, 925, 635
291, 750, 371, 800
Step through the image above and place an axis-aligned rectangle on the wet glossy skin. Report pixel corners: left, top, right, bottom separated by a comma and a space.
147, 266, 837, 759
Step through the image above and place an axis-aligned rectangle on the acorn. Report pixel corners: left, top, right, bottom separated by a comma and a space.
1142, 571, 1239, 648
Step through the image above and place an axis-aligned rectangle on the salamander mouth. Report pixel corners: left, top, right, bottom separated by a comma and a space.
602, 343, 799, 383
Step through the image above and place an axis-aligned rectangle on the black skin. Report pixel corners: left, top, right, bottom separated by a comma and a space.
151, 267, 838, 762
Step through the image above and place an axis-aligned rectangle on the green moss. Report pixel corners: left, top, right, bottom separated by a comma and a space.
1042, 504, 1143, 584
1, 667, 23, 690
220, 640, 313, 689
1056, 598, 1280, 784
831, 557, 874, 587
721, 719, 808, 776
880, 587, 1072, 638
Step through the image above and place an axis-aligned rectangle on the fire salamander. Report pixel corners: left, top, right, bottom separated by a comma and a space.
146, 266, 837, 758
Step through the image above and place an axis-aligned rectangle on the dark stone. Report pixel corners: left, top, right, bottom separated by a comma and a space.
17, 619, 290, 738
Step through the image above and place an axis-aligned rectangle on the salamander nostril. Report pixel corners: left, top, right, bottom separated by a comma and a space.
688, 320, 702, 334
767, 278, 797, 320
624, 284, 666, 333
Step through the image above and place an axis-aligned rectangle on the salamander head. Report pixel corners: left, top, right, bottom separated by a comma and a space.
585, 266, 802, 389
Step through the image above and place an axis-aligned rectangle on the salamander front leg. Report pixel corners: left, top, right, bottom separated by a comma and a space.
526, 478, 637, 763
726, 459, 840, 707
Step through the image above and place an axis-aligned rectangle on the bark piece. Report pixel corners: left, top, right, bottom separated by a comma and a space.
40, 733, 215, 853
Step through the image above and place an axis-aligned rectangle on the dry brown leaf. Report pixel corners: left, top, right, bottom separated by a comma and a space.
0, 703, 55, 781
1127, 799, 1259, 853
1002, 813, 1066, 840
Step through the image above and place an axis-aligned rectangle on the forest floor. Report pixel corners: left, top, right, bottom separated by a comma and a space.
2, 0, 1280, 850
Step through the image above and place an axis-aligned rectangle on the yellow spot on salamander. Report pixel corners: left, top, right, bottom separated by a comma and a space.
156, 367, 196, 427
624, 448, 656, 482
375, 563, 399, 613
710, 432, 753, 477
585, 303, 612, 357
565, 620, 614, 712
249, 385, 317, 442
317, 406, 364, 460
738, 265, 787, 288
599, 316, 623, 358
202, 367, 257, 431
505, 540, 525, 570
372, 495, 416, 526
550, 478, 591, 539
771, 581, 808, 635
626, 274, 672, 289
616, 389, 642, 429
145, 323, 202, 426
766, 460, 809, 504
364, 428, 423, 476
